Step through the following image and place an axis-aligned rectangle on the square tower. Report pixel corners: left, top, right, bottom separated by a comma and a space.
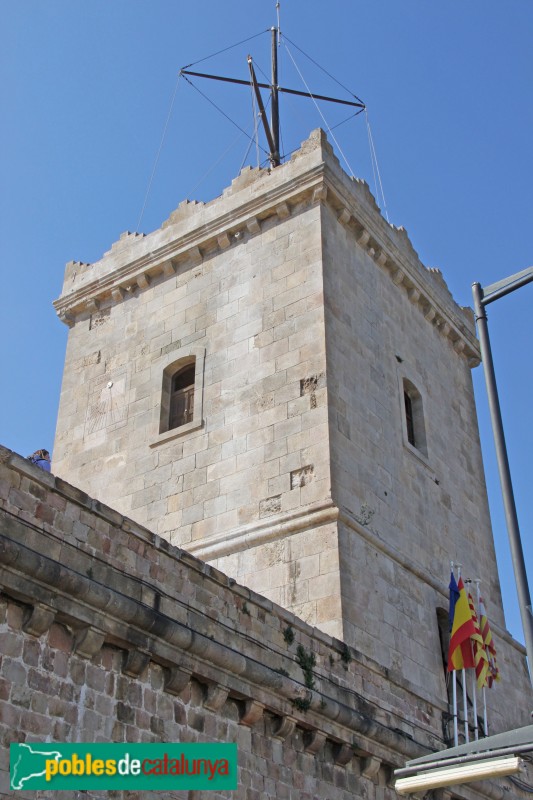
53, 130, 529, 719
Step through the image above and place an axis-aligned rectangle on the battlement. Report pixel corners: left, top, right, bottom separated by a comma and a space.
54, 129, 478, 362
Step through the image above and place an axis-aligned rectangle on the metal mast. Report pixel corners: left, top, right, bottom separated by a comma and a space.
247, 55, 278, 168
271, 26, 280, 167
180, 15, 365, 168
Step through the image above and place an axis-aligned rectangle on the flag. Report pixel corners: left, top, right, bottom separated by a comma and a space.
467, 591, 489, 688
479, 596, 500, 686
448, 571, 460, 633
448, 575, 476, 670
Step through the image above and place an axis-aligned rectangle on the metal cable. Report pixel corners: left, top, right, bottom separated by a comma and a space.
509, 774, 533, 793
181, 74, 269, 157
366, 110, 390, 222
282, 39, 356, 178
281, 32, 364, 105
137, 74, 182, 230
186, 131, 247, 199
181, 30, 269, 70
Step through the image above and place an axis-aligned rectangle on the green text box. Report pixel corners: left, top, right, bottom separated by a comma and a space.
10, 742, 237, 791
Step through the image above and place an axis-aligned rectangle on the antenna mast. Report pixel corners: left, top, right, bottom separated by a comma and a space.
248, 54, 279, 168
271, 26, 280, 167
180, 2, 365, 169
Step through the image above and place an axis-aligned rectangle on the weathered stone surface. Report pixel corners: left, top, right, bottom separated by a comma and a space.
0, 451, 531, 799
22, 603, 56, 637
51, 131, 485, 653
37, 127, 531, 799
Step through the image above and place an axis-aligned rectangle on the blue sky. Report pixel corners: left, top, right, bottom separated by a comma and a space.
2, 1, 532, 648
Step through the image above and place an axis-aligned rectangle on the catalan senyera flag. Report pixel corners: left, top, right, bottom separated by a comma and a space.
448, 575, 476, 670
479, 596, 501, 686
467, 591, 489, 688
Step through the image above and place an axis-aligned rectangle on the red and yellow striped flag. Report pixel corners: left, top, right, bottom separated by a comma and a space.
467, 591, 489, 688
479, 596, 501, 686
448, 577, 476, 670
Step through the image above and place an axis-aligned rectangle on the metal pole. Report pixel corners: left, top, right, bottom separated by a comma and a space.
270, 26, 280, 167
247, 57, 277, 167
472, 281, 533, 684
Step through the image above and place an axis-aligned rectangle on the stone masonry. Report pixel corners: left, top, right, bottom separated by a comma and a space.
50, 129, 532, 739
1, 448, 531, 799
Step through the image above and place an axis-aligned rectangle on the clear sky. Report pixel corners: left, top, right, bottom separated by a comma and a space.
2, 1, 532, 648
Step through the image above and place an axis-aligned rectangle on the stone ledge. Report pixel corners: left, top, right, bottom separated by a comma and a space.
2, 445, 522, 663
0, 474, 440, 771
187, 497, 339, 560
0, 524, 426, 769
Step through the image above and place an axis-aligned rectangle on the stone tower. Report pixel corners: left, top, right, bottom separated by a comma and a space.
53, 130, 530, 722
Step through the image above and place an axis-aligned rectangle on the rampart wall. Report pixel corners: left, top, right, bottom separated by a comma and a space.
0, 447, 526, 800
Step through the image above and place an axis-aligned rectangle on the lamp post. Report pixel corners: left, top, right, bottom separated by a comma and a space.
472, 266, 533, 684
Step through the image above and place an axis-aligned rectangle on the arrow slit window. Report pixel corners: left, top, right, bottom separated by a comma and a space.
402, 378, 427, 456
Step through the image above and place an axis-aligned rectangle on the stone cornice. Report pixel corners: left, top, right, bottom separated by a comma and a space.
319, 172, 480, 365
1, 499, 428, 774
188, 496, 527, 680
187, 498, 339, 561
53, 161, 327, 322
53, 130, 480, 365
3, 446, 524, 665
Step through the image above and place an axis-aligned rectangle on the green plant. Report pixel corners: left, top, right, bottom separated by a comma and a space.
340, 643, 352, 669
296, 644, 316, 689
283, 625, 295, 645
292, 697, 311, 712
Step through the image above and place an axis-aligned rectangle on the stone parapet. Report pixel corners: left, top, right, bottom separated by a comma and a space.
2, 444, 518, 800
1, 445, 529, 799
53, 129, 479, 365
0, 448, 528, 799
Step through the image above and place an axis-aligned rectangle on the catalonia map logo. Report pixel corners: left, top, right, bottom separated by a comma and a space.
10, 742, 237, 791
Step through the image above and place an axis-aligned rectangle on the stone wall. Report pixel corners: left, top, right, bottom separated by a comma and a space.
48, 130, 533, 731
53, 142, 331, 556
51, 129, 490, 648
3, 447, 530, 799
321, 193, 498, 600
317, 193, 515, 693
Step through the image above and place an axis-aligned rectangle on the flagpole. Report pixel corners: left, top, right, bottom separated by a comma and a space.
476, 580, 489, 736
457, 565, 469, 743
462, 668, 469, 742
450, 561, 459, 746
471, 669, 479, 740
466, 579, 479, 741
452, 672, 458, 746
